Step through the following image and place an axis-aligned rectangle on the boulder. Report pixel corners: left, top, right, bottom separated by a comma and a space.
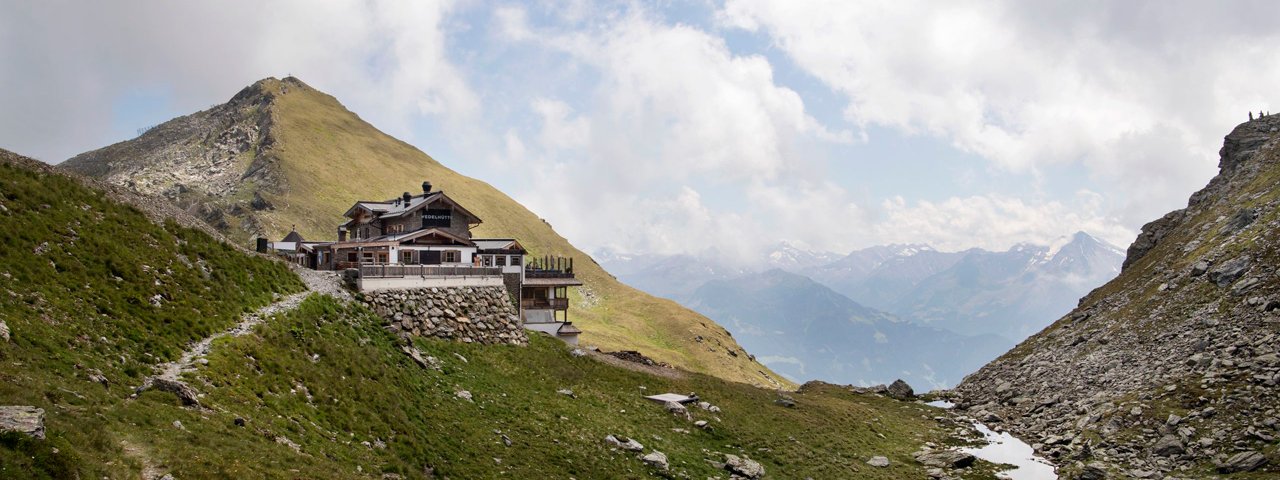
604, 434, 644, 452
1208, 256, 1250, 287
913, 449, 976, 468
1216, 451, 1267, 473
887, 379, 915, 400
455, 390, 473, 402
664, 401, 690, 419
867, 456, 890, 467
0, 406, 45, 439
642, 451, 669, 471
1151, 434, 1184, 456
724, 454, 765, 479
0, 319, 8, 342
145, 378, 200, 406
1073, 462, 1107, 480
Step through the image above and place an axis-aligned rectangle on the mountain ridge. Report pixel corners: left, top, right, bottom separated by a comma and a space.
60, 76, 789, 388
953, 114, 1280, 477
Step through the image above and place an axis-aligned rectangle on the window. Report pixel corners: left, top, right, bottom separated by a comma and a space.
401, 250, 415, 264
481, 255, 493, 267
442, 250, 460, 263
361, 252, 375, 263
347, 252, 357, 262
495, 255, 506, 266
509, 255, 522, 266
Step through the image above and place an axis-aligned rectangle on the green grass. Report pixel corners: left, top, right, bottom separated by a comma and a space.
0, 153, 304, 477
101, 295, 991, 479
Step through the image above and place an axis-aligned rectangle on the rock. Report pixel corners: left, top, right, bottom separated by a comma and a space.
694, 420, 710, 430
1190, 260, 1210, 276
1216, 450, 1267, 473
455, 390, 473, 402
867, 456, 890, 467
641, 451, 668, 471
1208, 256, 1250, 287
1225, 207, 1258, 233
556, 388, 575, 398
402, 346, 441, 370
887, 379, 915, 400
0, 320, 8, 342
0, 406, 45, 439
1074, 462, 1107, 480
172, 420, 185, 430
1151, 434, 1184, 456
234, 417, 246, 427
913, 449, 976, 468
145, 378, 201, 406
570, 348, 586, 357
87, 370, 109, 388
664, 401, 690, 419
604, 434, 644, 452
774, 397, 797, 408
723, 454, 765, 479
275, 435, 302, 453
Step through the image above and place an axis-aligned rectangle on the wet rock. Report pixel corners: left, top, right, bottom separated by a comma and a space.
0, 406, 45, 439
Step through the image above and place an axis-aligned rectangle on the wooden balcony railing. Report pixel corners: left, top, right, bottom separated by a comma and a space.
521, 298, 569, 310
359, 264, 503, 278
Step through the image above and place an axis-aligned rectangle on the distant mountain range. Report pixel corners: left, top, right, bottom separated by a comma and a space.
596, 232, 1125, 387
685, 269, 1009, 389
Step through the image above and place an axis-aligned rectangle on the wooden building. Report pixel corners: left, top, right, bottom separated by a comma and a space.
310, 180, 583, 344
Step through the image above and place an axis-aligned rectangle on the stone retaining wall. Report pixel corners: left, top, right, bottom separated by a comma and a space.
360, 286, 526, 345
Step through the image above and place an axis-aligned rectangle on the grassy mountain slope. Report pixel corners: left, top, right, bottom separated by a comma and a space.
62, 77, 787, 388
953, 116, 1280, 477
1, 149, 998, 479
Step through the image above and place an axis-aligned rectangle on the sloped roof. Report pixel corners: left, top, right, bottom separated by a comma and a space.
282, 230, 305, 243
474, 238, 527, 253
340, 191, 483, 226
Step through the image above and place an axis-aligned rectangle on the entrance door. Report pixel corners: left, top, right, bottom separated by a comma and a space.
423, 250, 442, 265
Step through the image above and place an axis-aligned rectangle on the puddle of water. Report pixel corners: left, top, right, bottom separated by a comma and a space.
961, 423, 1057, 480
926, 400, 955, 409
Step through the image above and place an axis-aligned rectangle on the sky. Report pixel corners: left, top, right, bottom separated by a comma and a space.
2, 0, 1278, 264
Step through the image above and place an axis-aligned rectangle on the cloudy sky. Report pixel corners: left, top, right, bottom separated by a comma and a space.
3, 1, 1278, 262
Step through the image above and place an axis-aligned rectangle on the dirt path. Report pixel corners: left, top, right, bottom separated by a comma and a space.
151, 268, 347, 384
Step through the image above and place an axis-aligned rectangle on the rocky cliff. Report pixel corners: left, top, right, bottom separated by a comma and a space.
954, 115, 1280, 478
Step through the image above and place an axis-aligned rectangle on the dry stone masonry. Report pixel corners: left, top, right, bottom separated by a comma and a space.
361, 286, 526, 346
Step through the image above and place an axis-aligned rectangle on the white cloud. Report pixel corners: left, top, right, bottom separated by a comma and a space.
873, 191, 1131, 251
719, 0, 1280, 225
0, 0, 476, 162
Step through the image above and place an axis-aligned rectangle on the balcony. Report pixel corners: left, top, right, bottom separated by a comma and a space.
359, 264, 502, 278
526, 255, 575, 279
521, 297, 569, 310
